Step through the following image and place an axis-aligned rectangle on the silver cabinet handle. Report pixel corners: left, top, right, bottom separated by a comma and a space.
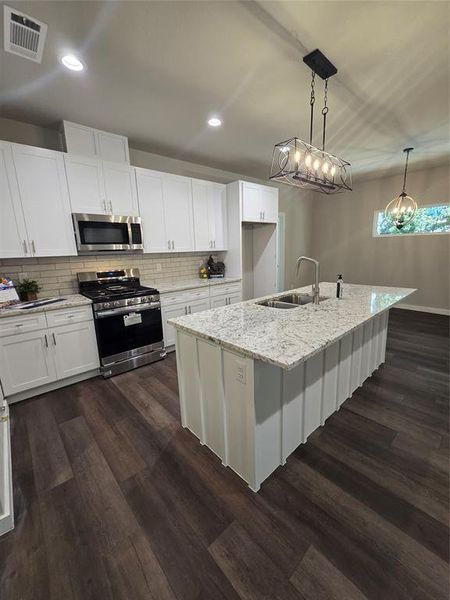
109, 201, 113, 213
168, 240, 171, 250
263, 211, 265, 220
184, 306, 187, 315
213, 240, 216, 248
31, 240, 36, 254
23, 240, 28, 254
103, 199, 107, 213
172, 240, 175, 250
44, 334, 48, 347
52, 333, 56, 345
15, 323, 23, 328
188, 306, 192, 314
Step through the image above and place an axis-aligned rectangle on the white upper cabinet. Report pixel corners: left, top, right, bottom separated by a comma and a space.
241, 181, 278, 223
102, 161, 139, 216
96, 130, 130, 164
241, 182, 262, 222
65, 155, 138, 216
64, 154, 106, 214
162, 174, 194, 252
192, 179, 227, 251
62, 120, 130, 164
210, 183, 227, 249
11, 144, 77, 257
0, 142, 28, 258
260, 186, 279, 223
192, 179, 210, 251
135, 168, 168, 253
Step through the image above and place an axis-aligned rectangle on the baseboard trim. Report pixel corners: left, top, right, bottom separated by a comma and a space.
6, 369, 99, 404
396, 303, 450, 316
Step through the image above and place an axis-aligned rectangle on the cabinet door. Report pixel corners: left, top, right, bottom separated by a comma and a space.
63, 121, 97, 157
188, 298, 210, 314
162, 303, 187, 347
96, 131, 129, 164
261, 187, 278, 223
50, 321, 99, 379
11, 144, 77, 257
135, 168, 168, 252
103, 161, 139, 216
64, 154, 106, 214
163, 175, 194, 252
0, 331, 57, 396
0, 142, 28, 258
209, 183, 227, 250
227, 291, 242, 305
242, 182, 262, 222
210, 295, 227, 309
192, 179, 211, 251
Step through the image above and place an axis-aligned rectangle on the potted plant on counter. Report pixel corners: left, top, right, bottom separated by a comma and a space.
17, 278, 41, 302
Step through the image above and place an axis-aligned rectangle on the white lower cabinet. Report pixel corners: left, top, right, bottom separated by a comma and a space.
49, 321, 99, 379
0, 387, 13, 536
161, 304, 187, 348
161, 283, 242, 348
0, 307, 99, 399
210, 296, 227, 309
0, 330, 56, 395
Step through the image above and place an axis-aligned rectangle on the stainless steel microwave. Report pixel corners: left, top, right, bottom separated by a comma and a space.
72, 214, 144, 254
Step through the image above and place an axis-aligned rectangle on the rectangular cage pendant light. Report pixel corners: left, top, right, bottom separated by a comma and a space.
269, 50, 352, 194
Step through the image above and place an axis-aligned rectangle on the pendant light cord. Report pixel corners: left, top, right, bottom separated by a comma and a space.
402, 147, 413, 194
322, 79, 329, 151
309, 71, 316, 146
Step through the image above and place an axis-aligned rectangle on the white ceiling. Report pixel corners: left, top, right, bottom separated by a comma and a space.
1, 0, 449, 180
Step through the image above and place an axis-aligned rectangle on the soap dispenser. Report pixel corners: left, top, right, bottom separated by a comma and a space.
336, 274, 343, 298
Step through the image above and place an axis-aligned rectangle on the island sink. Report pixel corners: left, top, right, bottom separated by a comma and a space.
258, 293, 329, 308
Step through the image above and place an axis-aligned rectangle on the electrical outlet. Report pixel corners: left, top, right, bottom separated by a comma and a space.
236, 360, 247, 385
156, 263, 162, 272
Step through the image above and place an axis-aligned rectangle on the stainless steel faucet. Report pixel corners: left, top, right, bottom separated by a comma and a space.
296, 256, 320, 304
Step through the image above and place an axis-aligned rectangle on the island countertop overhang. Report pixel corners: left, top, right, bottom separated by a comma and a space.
168, 282, 416, 370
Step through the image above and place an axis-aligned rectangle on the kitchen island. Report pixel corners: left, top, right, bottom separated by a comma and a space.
168, 282, 415, 491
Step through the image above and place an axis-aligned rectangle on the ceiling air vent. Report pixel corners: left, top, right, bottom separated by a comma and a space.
3, 5, 48, 63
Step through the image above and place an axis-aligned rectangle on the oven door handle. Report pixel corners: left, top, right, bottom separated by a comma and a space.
95, 303, 161, 319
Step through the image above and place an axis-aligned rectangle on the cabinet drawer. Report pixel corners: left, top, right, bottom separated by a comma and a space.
210, 283, 241, 298
161, 288, 209, 306
0, 312, 48, 338
45, 305, 93, 328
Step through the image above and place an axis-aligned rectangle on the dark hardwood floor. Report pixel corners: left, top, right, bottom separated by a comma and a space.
1, 308, 448, 599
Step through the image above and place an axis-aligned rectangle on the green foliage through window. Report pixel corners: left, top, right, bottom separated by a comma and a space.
375, 204, 450, 236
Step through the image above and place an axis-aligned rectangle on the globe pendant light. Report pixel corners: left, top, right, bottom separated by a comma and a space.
384, 148, 417, 230
270, 49, 352, 194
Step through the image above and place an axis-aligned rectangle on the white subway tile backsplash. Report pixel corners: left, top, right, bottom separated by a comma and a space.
0, 252, 225, 297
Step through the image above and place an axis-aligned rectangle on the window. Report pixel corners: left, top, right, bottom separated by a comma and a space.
373, 203, 450, 237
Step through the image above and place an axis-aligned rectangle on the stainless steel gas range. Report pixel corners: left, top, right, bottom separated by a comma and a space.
78, 268, 165, 377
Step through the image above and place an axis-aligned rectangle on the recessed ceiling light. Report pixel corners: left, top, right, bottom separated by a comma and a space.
61, 54, 84, 71
208, 117, 222, 127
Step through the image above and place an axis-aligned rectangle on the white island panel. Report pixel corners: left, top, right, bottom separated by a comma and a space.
171, 283, 415, 492
175, 312, 390, 492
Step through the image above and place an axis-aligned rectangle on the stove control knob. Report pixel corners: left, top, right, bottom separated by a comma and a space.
114, 301, 121, 307
103, 302, 111, 309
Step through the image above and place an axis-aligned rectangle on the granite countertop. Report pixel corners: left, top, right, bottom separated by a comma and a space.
0, 294, 92, 319
142, 277, 242, 294
168, 282, 416, 370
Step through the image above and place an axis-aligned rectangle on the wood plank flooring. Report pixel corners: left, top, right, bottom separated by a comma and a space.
1, 308, 448, 599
